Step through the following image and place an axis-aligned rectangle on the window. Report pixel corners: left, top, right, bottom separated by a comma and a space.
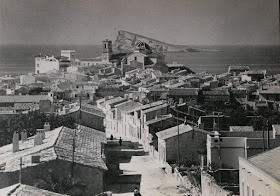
105, 44, 107, 49
252, 189, 254, 196
134, 56, 137, 61
37, 64, 39, 67
247, 185, 250, 196
37, 70, 39, 74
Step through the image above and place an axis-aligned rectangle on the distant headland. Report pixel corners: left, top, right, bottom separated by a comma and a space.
114, 30, 219, 53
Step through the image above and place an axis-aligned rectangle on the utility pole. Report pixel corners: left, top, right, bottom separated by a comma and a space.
176, 103, 180, 164
262, 126, 265, 152
192, 107, 195, 139
19, 157, 22, 184
79, 91, 82, 124
267, 120, 270, 151
217, 112, 220, 132
71, 129, 76, 178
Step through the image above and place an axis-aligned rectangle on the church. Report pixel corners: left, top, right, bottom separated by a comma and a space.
120, 41, 165, 73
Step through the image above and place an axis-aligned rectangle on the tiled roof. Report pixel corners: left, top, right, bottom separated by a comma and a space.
0, 184, 68, 196
0, 95, 51, 103
156, 124, 193, 140
14, 103, 39, 110
0, 126, 107, 173
55, 127, 107, 170
168, 88, 199, 96
248, 146, 280, 182
229, 126, 254, 132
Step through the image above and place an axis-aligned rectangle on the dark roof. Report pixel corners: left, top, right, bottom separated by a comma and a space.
203, 90, 230, 96
110, 53, 127, 60
168, 88, 199, 96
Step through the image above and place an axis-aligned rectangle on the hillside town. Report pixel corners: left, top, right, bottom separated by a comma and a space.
0, 39, 280, 196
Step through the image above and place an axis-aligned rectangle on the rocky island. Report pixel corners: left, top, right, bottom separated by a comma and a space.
114, 30, 217, 53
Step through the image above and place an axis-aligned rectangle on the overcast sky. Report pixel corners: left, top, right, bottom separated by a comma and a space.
0, 0, 279, 45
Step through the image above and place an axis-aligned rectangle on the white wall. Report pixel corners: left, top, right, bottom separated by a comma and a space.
35, 56, 59, 74
239, 157, 280, 196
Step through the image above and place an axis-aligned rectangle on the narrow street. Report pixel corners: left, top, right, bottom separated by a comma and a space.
105, 137, 189, 196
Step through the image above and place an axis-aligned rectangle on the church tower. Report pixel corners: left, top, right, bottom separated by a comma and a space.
102, 39, 113, 62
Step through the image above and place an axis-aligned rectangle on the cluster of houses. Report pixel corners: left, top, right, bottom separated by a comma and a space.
0, 40, 280, 195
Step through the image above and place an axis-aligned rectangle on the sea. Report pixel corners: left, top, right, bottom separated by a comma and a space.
1, 44, 280, 76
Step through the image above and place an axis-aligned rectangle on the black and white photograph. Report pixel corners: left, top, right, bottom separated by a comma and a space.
0, 0, 279, 195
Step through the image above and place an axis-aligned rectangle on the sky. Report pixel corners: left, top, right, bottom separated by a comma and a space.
0, 0, 279, 45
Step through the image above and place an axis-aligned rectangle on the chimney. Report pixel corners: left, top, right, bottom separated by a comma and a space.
213, 118, 218, 132
37, 129, 45, 140
21, 130, 27, 142
34, 132, 43, 146
200, 155, 204, 171
44, 122, 50, 132
12, 132, 19, 153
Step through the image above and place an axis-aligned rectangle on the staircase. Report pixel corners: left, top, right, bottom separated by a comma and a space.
105, 138, 145, 194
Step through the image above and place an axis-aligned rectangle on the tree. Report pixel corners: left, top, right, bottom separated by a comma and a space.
0, 111, 76, 147
28, 87, 43, 95
34, 169, 87, 195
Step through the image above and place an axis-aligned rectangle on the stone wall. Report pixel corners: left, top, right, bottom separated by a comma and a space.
67, 110, 105, 132
165, 130, 207, 163
201, 171, 233, 196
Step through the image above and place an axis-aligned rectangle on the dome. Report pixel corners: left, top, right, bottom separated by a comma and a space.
135, 41, 151, 51
135, 41, 152, 54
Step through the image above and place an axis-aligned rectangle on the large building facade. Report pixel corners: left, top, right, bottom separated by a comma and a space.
239, 147, 280, 196
35, 55, 59, 74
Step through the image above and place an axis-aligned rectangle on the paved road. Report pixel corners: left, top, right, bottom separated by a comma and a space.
105, 138, 191, 196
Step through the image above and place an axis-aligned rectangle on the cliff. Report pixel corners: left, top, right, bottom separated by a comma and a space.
114, 30, 188, 52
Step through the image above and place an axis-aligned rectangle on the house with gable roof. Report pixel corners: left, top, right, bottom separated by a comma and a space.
156, 124, 209, 167
0, 124, 107, 196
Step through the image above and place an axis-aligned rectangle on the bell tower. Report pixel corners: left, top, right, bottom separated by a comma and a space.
102, 39, 113, 62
